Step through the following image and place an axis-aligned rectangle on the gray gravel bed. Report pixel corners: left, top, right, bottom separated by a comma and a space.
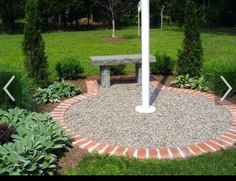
65, 84, 232, 149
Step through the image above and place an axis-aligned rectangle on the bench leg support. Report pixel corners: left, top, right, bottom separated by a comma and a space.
135, 63, 142, 85
100, 66, 111, 88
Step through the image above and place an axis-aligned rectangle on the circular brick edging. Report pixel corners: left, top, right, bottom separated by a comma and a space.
51, 80, 236, 160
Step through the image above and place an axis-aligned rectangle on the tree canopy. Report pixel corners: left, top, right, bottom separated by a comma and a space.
0, 0, 235, 34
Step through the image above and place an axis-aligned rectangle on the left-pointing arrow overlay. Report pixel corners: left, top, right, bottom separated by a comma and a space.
3, 76, 16, 102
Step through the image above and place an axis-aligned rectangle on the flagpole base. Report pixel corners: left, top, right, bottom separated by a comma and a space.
135, 105, 156, 114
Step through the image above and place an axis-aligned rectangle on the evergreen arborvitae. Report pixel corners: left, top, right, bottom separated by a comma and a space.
22, 0, 48, 86
177, 0, 203, 77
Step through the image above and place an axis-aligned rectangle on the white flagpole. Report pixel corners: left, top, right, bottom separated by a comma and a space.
136, 0, 156, 114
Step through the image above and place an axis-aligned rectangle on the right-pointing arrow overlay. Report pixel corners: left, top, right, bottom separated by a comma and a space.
221, 76, 232, 102
3, 76, 16, 102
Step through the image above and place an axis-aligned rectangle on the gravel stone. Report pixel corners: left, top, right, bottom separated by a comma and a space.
65, 84, 232, 149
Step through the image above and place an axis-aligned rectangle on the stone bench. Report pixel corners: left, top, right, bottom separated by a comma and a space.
90, 54, 156, 87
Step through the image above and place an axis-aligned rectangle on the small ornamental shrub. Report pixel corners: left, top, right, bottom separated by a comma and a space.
0, 123, 16, 145
0, 108, 71, 175
56, 58, 84, 80
151, 53, 174, 75
111, 64, 126, 75
34, 81, 82, 104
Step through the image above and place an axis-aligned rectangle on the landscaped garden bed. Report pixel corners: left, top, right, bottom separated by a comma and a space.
0, 0, 235, 176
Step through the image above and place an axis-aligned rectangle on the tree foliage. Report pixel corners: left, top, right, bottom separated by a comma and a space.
177, 0, 203, 77
22, 0, 48, 86
0, 0, 235, 34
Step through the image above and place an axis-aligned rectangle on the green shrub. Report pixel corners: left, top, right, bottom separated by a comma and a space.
56, 58, 84, 80
203, 60, 236, 98
171, 74, 209, 92
0, 108, 71, 175
0, 123, 16, 145
35, 81, 82, 104
177, 0, 203, 77
151, 53, 174, 75
22, 0, 48, 86
111, 65, 126, 76
0, 74, 38, 111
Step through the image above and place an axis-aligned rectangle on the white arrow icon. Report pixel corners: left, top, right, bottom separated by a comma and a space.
221, 76, 232, 102
3, 76, 16, 102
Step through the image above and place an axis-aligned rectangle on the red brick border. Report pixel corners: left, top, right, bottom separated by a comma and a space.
51, 80, 236, 160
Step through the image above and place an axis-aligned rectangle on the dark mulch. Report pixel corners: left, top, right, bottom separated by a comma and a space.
151, 75, 176, 86
66, 78, 88, 93
38, 102, 60, 113
56, 147, 86, 175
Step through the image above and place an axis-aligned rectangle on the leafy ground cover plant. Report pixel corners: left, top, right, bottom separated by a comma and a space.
0, 108, 71, 175
171, 74, 209, 92
34, 81, 82, 104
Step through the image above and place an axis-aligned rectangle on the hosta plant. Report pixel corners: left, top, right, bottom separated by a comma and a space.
0, 108, 71, 175
34, 81, 82, 104
171, 74, 209, 92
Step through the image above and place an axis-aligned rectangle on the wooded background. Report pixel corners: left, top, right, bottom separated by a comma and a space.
0, 0, 235, 34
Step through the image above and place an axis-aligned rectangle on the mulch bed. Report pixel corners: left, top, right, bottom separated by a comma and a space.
151, 75, 176, 87
38, 79, 88, 113
56, 147, 85, 175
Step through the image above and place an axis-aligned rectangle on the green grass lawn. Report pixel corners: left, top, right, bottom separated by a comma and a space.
0, 26, 235, 80
66, 148, 236, 176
